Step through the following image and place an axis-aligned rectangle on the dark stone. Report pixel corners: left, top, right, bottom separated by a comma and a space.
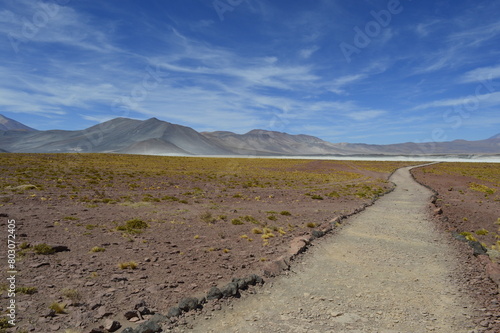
232, 278, 248, 290
89, 329, 105, 333
206, 286, 223, 300
453, 233, 467, 242
243, 275, 256, 286
166, 306, 182, 318
148, 313, 168, 324
453, 232, 488, 256
137, 306, 151, 315
134, 300, 147, 310
135, 320, 162, 333
311, 230, 325, 239
220, 282, 239, 298
124, 310, 139, 320
469, 240, 488, 256
178, 297, 199, 312
50, 245, 70, 252
104, 319, 122, 332
252, 274, 264, 285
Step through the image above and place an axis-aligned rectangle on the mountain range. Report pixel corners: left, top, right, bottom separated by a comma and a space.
0, 114, 498, 156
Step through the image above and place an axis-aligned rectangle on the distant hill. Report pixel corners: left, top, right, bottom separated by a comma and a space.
0, 115, 498, 156
201, 129, 350, 155
0, 114, 36, 131
489, 133, 500, 140
0, 117, 230, 155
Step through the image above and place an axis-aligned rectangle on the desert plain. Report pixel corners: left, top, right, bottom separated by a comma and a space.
0, 154, 499, 332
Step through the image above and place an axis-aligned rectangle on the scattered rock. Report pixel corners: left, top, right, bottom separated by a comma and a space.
178, 297, 199, 312
104, 319, 121, 332
124, 310, 139, 320
50, 245, 70, 253
289, 237, 309, 257
134, 319, 162, 333
263, 256, 290, 277
311, 229, 325, 239
220, 282, 239, 298
206, 286, 223, 300
166, 306, 182, 318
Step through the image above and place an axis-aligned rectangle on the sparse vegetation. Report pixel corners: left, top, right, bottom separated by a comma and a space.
15, 286, 37, 294
90, 246, 105, 253
118, 261, 138, 269
116, 218, 149, 234
33, 243, 55, 255
49, 302, 67, 314
231, 218, 244, 225
476, 229, 489, 236
62, 288, 81, 303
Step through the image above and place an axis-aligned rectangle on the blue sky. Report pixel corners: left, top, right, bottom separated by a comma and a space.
1, 0, 500, 144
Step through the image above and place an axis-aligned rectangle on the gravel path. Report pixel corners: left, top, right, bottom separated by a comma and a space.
180, 165, 480, 333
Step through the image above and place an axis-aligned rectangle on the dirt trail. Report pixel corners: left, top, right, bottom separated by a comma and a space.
179, 165, 480, 333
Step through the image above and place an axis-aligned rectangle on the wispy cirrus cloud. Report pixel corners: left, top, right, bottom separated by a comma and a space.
413, 92, 500, 110
460, 64, 500, 83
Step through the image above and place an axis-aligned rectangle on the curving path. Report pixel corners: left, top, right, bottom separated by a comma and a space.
181, 165, 479, 333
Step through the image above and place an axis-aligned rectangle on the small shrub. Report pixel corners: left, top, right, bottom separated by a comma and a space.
280, 211, 291, 216
116, 219, 149, 233
194, 235, 200, 239
311, 195, 324, 200
33, 243, 55, 255
15, 286, 37, 295
0, 317, 14, 329
261, 233, 275, 240
118, 261, 138, 269
306, 222, 317, 228
252, 228, 263, 234
19, 242, 30, 250
90, 246, 105, 253
49, 302, 66, 314
231, 219, 244, 225
200, 212, 216, 224
64, 216, 79, 221
476, 229, 489, 236
460, 232, 478, 242
242, 215, 259, 224
62, 288, 81, 303
223, 248, 230, 253
267, 215, 277, 221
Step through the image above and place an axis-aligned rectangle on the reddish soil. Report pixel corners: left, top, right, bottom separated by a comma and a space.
412, 162, 500, 332
0, 154, 413, 332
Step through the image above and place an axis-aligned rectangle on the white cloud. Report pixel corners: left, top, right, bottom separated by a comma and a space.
346, 110, 386, 121
413, 92, 500, 110
328, 74, 367, 94
460, 64, 500, 83
299, 46, 320, 59
415, 20, 442, 37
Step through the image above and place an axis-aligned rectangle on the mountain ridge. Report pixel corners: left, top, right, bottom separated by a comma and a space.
0, 114, 37, 132
0, 114, 498, 156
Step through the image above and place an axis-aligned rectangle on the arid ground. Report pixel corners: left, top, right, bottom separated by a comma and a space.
412, 163, 500, 251
0, 154, 415, 332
